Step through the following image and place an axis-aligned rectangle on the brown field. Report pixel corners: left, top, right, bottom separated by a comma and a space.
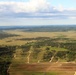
9, 62, 76, 75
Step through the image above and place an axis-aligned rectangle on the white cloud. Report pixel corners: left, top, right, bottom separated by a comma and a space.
57, 4, 64, 12
0, 0, 50, 13
0, 0, 76, 19
69, 16, 76, 19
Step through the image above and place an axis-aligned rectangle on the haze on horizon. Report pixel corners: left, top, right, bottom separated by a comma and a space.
0, 0, 76, 26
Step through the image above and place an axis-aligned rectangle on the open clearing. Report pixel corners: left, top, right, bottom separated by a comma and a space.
9, 62, 76, 75
0, 30, 76, 46
0, 29, 76, 75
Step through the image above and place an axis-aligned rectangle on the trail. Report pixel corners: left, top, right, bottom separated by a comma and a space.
27, 50, 32, 63
49, 52, 57, 62
74, 72, 76, 75
38, 60, 40, 63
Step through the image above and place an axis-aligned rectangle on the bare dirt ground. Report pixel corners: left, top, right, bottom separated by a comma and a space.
9, 62, 76, 75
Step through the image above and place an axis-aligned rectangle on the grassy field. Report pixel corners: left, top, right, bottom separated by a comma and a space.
0, 29, 76, 75
0, 30, 76, 46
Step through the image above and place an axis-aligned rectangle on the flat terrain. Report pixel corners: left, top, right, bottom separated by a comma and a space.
9, 63, 76, 75
0, 28, 76, 75
0, 30, 76, 45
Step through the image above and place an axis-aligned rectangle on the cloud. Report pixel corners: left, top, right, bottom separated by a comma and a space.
0, 0, 50, 13
0, 0, 76, 19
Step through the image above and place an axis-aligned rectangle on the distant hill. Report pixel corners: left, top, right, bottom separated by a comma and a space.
23, 25, 76, 32
0, 25, 76, 32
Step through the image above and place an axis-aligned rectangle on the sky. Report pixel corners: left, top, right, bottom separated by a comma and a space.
0, 0, 76, 26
